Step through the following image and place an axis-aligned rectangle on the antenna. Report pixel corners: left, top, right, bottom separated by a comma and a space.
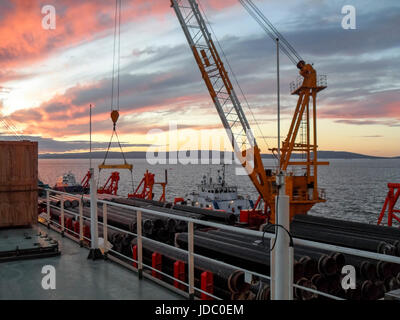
276, 38, 281, 171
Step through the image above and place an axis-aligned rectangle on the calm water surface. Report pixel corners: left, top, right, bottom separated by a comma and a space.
39, 158, 400, 225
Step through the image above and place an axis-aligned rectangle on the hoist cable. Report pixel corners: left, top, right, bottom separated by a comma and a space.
117, 0, 122, 110
111, 0, 121, 112
6, 117, 24, 139
100, 0, 135, 194
1, 118, 22, 140
244, 0, 303, 62
239, 0, 303, 65
198, 1, 278, 166
239, 0, 297, 65
246, 0, 302, 60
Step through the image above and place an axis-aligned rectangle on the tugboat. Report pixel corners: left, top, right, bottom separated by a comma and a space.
184, 165, 254, 215
53, 172, 89, 194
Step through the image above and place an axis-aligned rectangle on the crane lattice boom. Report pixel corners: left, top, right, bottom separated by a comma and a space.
171, 0, 273, 208
171, 0, 329, 223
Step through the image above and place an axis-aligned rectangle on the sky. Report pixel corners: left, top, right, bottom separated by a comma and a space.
0, 0, 399, 157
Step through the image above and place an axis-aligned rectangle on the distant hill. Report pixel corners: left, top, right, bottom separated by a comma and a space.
39, 151, 148, 159
39, 150, 396, 160
301, 151, 390, 159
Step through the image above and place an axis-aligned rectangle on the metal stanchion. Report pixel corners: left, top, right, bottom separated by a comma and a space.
46, 190, 51, 228
273, 172, 291, 300
270, 237, 276, 300
288, 246, 294, 300
79, 198, 84, 247
88, 168, 102, 260
60, 194, 65, 236
137, 210, 143, 279
188, 221, 195, 300
103, 203, 108, 258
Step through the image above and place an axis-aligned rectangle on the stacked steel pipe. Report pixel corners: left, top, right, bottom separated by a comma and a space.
111, 198, 237, 225
39, 195, 400, 300
130, 238, 242, 299
291, 215, 400, 255
289, 215, 400, 299
174, 229, 349, 300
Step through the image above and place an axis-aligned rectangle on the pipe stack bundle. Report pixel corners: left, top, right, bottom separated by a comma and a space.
39, 194, 400, 300
112, 198, 237, 225
289, 215, 400, 299
131, 238, 240, 299
291, 215, 400, 256
174, 229, 350, 300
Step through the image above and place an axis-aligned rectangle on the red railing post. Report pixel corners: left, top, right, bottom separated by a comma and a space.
174, 260, 186, 290
201, 271, 214, 300
132, 245, 138, 268
152, 252, 162, 279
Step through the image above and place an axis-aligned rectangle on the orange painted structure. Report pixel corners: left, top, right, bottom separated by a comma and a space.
81, 170, 91, 189
172, 0, 328, 223
377, 183, 400, 227
270, 65, 329, 221
129, 170, 167, 202
82, 170, 121, 196
98, 172, 120, 196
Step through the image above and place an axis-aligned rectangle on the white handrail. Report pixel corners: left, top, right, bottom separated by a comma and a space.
40, 187, 400, 264
40, 187, 400, 301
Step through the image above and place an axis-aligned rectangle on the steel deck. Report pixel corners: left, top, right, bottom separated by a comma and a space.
0, 224, 183, 300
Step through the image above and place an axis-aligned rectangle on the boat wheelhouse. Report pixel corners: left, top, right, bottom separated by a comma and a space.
185, 166, 254, 214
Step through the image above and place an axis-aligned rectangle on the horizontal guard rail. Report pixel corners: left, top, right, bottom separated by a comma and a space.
39, 187, 400, 300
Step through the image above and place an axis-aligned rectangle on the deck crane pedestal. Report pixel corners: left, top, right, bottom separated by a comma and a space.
171, 0, 329, 223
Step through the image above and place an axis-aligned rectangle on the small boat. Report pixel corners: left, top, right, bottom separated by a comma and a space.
184, 165, 254, 215
53, 172, 89, 194
38, 179, 50, 197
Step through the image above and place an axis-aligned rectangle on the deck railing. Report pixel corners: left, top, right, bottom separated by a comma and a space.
39, 187, 400, 301
290, 74, 328, 93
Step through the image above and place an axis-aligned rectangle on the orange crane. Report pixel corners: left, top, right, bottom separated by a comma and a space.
171, 0, 328, 223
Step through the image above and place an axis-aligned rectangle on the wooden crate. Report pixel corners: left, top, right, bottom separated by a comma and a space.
0, 141, 38, 228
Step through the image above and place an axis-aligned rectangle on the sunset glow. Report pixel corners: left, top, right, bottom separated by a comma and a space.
0, 0, 399, 156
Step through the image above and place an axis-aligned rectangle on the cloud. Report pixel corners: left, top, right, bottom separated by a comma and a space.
281, 5, 400, 57
335, 119, 400, 127
6, 27, 400, 141
1, 0, 399, 154
0, 0, 238, 71
0, 134, 152, 153
320, 89, 400, 121
359, 135, 384, 138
